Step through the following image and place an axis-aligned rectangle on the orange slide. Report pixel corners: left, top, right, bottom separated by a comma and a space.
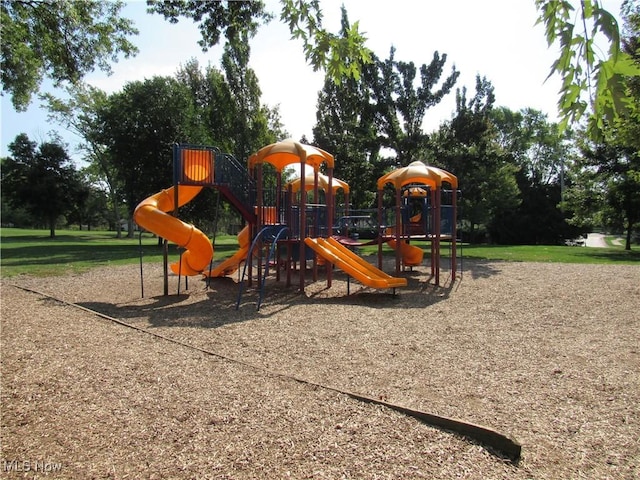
205, 226, 251, 278
305, 237, 407, 289
383, 226, 424, 267
386, 239, 424, 267
134, 185, 213, 276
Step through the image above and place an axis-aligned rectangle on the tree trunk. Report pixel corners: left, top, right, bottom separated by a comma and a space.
112, 195, 122, 239
49, 215, 56, 238
625, 218, 632, 251
105, 177, 122, 238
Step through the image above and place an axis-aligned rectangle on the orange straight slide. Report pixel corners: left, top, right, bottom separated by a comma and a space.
305, 237, 407, 289
134, 185, 213, 276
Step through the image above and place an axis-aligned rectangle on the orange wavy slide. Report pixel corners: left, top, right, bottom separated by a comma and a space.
134, 185, 213, 276
305, 237, 407, 289
205, 226, 251, 278
386, 239, 424, 266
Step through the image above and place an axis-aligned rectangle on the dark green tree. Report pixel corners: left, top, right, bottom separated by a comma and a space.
58, 167, 111, 231
488, 107, 579, 244
568, 132, 640, 250
174, 59, 235, 149
175, 57, 286, 157
221, 41, 278, 161
492, 108, 568, 184
430, 76, 519, 243
312, 8, 380, 208
0, 0, 138, 110
313, 75, 379, 207
1, 133, 83, 237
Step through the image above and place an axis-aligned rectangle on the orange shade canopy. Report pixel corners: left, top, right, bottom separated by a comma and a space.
377, 161, 458, 190
249, 138, 334, 172
288, 172, 350, 194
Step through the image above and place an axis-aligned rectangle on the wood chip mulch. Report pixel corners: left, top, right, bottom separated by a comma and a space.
1, 259, 639, 479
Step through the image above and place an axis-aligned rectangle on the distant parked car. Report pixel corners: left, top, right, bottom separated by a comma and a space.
333, 216, 378, 239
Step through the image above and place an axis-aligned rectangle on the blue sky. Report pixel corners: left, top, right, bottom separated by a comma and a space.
0, 0, 624, 163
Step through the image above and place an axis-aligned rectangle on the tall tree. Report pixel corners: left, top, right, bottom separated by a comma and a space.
175, 58, 286, 154
313, 7, 459, 207
175, 58, 235, 149
96, 76, 197, 235
430, 76, 520, 243
221, 38, 273, 161
313, 69, 379, 207
0, 0, 138, 110
42, 84, 127, 237
372, 47, 459, 164
492, 107, 569, 185
1, 133, 83, 237
312, 7, 380, 208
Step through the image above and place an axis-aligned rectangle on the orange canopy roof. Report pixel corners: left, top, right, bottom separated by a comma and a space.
248, 138, 334, 172
377, 161, 458, 190
288, 172, 350, 194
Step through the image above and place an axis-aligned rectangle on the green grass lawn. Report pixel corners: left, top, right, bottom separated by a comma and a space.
0, 228, 240, 278
1, 228, 638, 278
354, 239, 639, 265
449, 242, 639, 264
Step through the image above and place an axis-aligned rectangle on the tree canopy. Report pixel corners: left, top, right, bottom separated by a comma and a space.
0, 0, 138, 111
147, 0, 372, 83
148, 0, 637, 140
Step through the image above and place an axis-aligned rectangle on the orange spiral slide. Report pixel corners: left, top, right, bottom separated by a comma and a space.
134, 185, 213, 276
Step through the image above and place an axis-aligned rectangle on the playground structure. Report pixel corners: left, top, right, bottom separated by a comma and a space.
377, 161, 458, 286
133, 140, 458, 306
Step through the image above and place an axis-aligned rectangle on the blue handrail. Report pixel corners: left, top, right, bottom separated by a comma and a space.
257, 227, 289, 310
235, 225, 289, 310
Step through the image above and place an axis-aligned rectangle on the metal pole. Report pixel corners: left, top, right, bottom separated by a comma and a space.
299, 156, 306, 292
138, 231, 145, 298
163, 238, 169, 296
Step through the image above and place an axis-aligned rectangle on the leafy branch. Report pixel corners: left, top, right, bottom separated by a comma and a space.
536, 0, 640, 139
